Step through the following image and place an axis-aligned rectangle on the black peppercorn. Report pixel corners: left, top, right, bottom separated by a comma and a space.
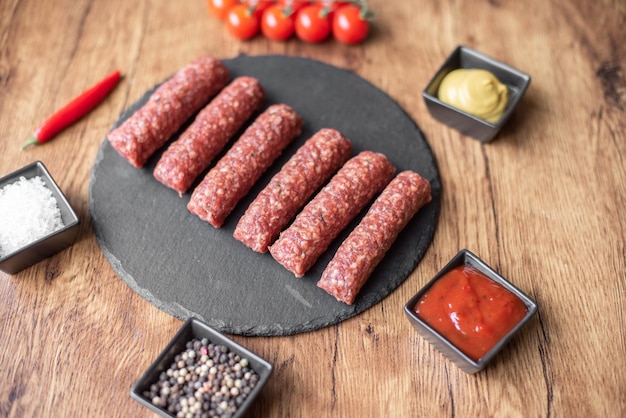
144, 338, 259, 417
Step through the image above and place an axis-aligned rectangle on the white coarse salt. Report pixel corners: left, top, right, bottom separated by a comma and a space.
0, 176, 65, 257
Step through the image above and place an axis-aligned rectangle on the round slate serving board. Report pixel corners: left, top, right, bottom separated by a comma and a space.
89, 55, 441, 336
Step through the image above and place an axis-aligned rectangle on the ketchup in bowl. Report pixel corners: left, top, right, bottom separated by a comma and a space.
412, 264, 528, 362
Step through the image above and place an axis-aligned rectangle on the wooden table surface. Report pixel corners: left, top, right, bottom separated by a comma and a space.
1, 0, 624, 416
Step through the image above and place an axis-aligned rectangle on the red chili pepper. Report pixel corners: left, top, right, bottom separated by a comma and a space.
22, 69, 122, 150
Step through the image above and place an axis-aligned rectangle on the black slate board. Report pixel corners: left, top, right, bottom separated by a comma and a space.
89, 55, 441, 336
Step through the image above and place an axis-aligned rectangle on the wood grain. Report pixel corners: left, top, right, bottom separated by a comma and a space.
0, 0, 624, 417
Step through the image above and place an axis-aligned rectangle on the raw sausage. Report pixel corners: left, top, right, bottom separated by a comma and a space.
269, 151, 395, 278
187, 104, 303, 228
107, 56, 229, 168
317, 170, 432, 304
234, 128, 352, 253
153, 76, 265, 195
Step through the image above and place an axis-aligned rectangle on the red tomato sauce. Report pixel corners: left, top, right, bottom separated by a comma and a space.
413, 265, 527, 361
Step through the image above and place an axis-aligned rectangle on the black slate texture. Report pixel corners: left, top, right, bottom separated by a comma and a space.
89, 55, 441, 336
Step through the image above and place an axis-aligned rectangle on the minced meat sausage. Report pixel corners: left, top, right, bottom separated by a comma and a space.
234, 128, 352, 253
187, 104, 303, 228
317, 170, 432, 304
107, 56, 229, 168
269, 151, 395, 278
153, 76, 265, 196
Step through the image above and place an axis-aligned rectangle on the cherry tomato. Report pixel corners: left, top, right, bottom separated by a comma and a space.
206, 0, 239, 21
225, 4, 260, 40
295, 4, 331, 43
332, 4, 369, 44
261, 4, 295, 41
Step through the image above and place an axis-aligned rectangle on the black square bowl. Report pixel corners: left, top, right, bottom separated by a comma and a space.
130, 317, 273, 417
422, 45, 531, 143
0, 161, 80, 275
404, 249, 538, 374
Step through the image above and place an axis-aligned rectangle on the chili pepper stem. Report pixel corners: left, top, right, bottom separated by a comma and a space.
21, 135, 40, 151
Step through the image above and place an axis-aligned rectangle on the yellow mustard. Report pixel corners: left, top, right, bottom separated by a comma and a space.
437, 69, 509, 123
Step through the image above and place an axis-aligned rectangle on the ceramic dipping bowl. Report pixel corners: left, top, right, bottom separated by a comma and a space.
0, 161, 80, 275
131, 317, 273, 418
404, 249, 538, 374
422, 45, 531, 143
